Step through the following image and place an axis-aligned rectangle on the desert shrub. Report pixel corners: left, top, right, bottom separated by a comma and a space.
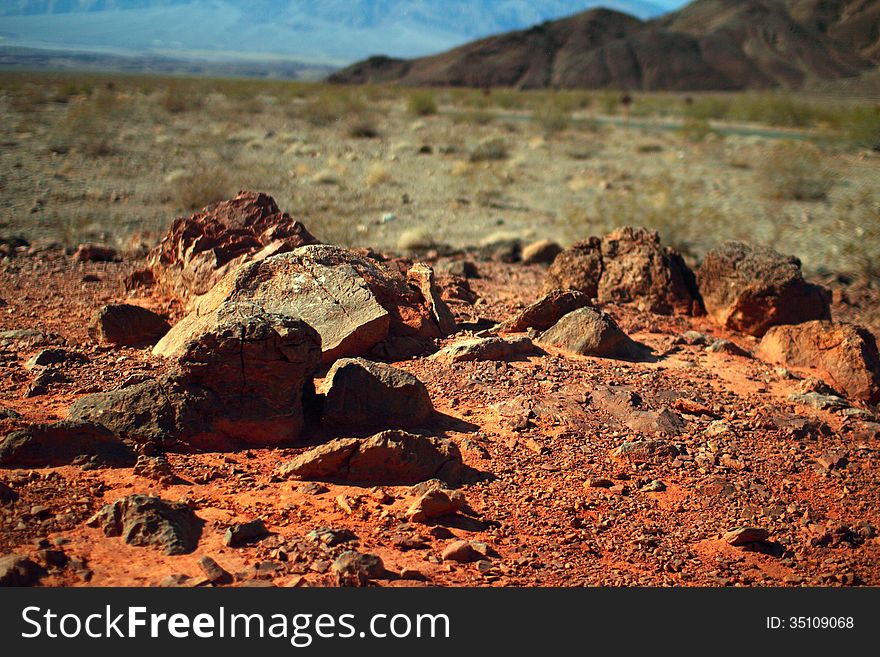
364, 163, 393, 186
46, 89, 125, 155
758, 141, 839, 201
845, 106, 880, 150
160, 84, 204, 114
678, 117, 716, 142
469, 138, 508, 162
454, 109, 495, 126
726, 93, 826, 128
407, 91, 438, 116
683, 96, 733, 121
300, 89, 366, 126
347, 118, 380, 138
533, 102, 570, 135
822, 188, 880, 280
597, 91, 619, 115
491, 91, 524, 110
173, 164, 234, 210
397, 228, 436, 252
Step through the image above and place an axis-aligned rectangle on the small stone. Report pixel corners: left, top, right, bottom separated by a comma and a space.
332, 551, 385, 586
706, 339, 751, 358
441, 540, 481, 563
399, 568, 428, 581
405, 490, 466, 523
724, 526, 770, 546
585, 477, 614, 489
198, 556, 233, 584
0, 555, 44, 586
307, 527, 358, 547
224, 519, 269, 547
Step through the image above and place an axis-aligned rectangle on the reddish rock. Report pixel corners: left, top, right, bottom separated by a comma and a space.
431, 336, 535, 363
757, 321, 880, 403
89, 304, 170, 347
406, 262, 457, 336
146, 191, 319, 303
698, 241, 830, 336
74, 243, 117, 262
542, 227, 700, 315
521, 239, 562, 265
536, 307, 649, 360
497, 289, 592, 334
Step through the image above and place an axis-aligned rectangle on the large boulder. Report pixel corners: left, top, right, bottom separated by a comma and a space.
320, 358, 434, 430
71, 304, 322, 450
89, 304, 170, 347
698, 242, 830, 336
159, 244, 450, 364
757, 321, 880, 404
147, 191, 319, 302
278, 430, 463, 485
543, 228, 700, 315
86, 494, 203, 555
0, 421, 136, 468
536, 307, 648, 360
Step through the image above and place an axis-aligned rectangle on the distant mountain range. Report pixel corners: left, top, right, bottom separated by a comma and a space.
331, 0, 880, 90
0, 1, 677, 66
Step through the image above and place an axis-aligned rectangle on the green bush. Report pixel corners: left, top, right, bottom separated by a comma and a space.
407, 91, 438, 116
845, 106, 880, 150
758, 141, 839, 201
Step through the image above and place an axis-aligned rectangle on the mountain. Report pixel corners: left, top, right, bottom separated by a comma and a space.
329, 0, 878, 90
0, 1, 673, 66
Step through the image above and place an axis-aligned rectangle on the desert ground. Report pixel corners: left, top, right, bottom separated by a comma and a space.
0, 73, 879, 587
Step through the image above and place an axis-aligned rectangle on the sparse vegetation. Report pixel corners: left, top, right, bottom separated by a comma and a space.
173, 164, 234, 211
407, 90, 438, 116
758, 141, 839, 201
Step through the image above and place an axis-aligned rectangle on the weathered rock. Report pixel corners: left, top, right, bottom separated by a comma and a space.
320, 358, 433, 430
536, 307, 648, 360
591, 386, 686, 435
332, 550, 385, 586
441, 540, 481, 563
307, 527, 358, 547
133, 454, 177, 484
407, 262, 457, 336
496, 289, 593, 334
224, 519, 269, 547
73, 304, 322, 450
86, 495, 202, 555
543, 237, 603, 298
24, 348, 87, 370
724, 526, 770, 546
788, 391, 849, 411
147, 191, 319, 302
757, 321, 880, 403
437, 259, 479, 278
598, 227, 700, 315
543, 228, 700, 315
706, 339, 752, 357
698, 242, 830, 336
0, 481, 17, 503
89, 304, 170, 347
0, 555, 44, 586
612, 440, 680, 463
198, 556, 233, 584
0, 421, 135, 468
431, 336, 535, 363
405, 489, 467, 523
74, 243, 117, 262
0, 406, 21, 421
522, 239, 562, 265
279, 430, 462, 485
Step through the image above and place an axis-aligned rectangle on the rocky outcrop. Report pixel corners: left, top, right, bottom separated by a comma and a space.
320, 358, 434, 430
279, 430, 463, 485
536, 307, 649, 360
543, 228, 700, 315
698, 241, 830, 336
0, 421, 135, 468
86, 494, 202, 555
147, 191, 319, 303
71, 304, 322, 450
161, 244, 452, 365
757, 321, 880, 403
89, 304, 170, 347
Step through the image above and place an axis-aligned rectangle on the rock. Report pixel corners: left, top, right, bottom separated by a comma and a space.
224, 519, 269, 547
73, 304, 322, 450
0, 406, 21, 421
706, 339, 751, 357
543, 237, 603, 298
441, 540, 482, 563
676, 330, 712, 346
0, 328, 63, 350
586, 477, 614, 488
407, 262, 457, 336
0, 555, 44, 586
332, 551, 385, 586
89, 304, 170, 347
757, 321, 880, 404
431, 336, 535, 363
612, 440, 680, 463
697, 242, 830, 336
522, 239, 563, 265
598, 227, 700, 315
770, 414, 831, 440
133, 454, 177, 484
25, 367, 67, 397
788, 392, 848, 411
438, 259, 479, 279
24, 348, 87, 370
496, 289, 593, 334
198, 556, 233, 584
405, 489, 467, 523
0, 481, 17, 503
320, 358, 433, 430
146, 191, 319, 302
724, 526, 770, 546
536, 307, 648, 360
86, 495, 202, 555
0, 421, 135, 468
399, 568, 428, 581
74, 243, 117, 262
163, 244, 445, 364
307, 527, 358, 547
543, 228, 700, 315
279, 430, 463, 485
